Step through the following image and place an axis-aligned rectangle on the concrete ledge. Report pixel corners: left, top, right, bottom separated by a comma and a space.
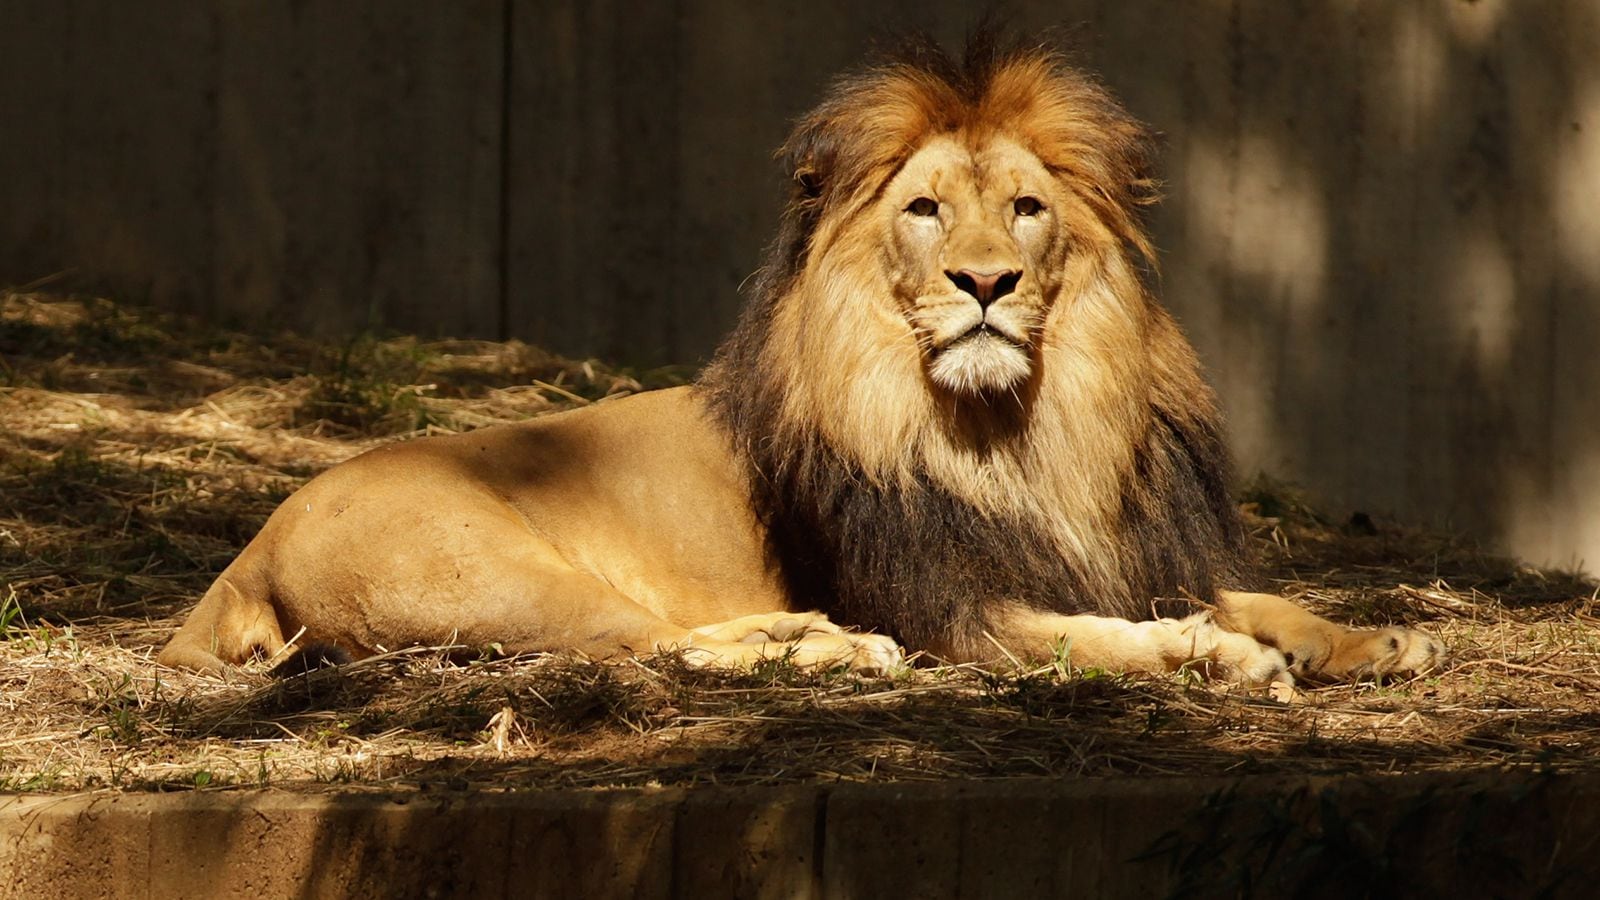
2, 773, 1592, 898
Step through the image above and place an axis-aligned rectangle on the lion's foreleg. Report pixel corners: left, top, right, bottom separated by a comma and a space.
982, 606, 1289, 686
1213, 590, 1444, 680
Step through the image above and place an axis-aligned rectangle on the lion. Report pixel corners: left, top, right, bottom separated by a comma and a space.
160, 38, 1443, 686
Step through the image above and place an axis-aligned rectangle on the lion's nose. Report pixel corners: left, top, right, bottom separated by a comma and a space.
947, 268, 1022, 310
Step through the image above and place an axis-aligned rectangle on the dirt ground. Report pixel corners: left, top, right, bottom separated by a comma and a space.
2, 290, 1597, 794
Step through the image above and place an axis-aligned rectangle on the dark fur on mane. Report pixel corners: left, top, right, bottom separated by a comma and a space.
698, 36, 1252, 657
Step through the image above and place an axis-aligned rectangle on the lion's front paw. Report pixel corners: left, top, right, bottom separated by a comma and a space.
1330, 626, 1446, 679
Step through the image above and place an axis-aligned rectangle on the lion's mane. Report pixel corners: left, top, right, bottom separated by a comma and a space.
699, 36, 1251, 657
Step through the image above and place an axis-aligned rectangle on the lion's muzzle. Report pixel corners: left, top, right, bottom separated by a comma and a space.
945, 267, 1021, 309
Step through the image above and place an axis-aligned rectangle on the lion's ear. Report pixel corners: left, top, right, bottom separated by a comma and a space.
781, 123, 834, 203
794, 166, 822, 200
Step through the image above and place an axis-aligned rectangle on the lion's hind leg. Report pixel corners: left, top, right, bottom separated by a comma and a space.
675, 611, 899, 671
674, 628, 902, 672
433, 559, 900, 673
689, 610, 844, 643
1214, 590, 1445, 681
158, 555, 286, 675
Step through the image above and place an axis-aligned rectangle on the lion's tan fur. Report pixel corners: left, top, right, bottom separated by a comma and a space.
161, 39, 1442, 685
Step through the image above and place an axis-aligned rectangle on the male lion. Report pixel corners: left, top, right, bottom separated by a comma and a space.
161, 40, 1442, 686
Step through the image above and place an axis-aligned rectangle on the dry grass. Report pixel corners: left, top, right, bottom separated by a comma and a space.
2, 290, 1597, 795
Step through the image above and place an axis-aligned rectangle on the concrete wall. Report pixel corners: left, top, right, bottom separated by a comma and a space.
2, 774, 1594, 897
2, 1, 1597, 570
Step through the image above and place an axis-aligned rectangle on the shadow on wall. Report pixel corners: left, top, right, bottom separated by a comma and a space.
1076, 1, 1600, 572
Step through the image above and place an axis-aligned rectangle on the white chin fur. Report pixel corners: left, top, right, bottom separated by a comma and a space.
928, 332, 1032, 394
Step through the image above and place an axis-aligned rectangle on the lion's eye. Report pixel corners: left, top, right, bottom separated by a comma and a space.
1014, 196, 1043, 217
906, 197, 939, 217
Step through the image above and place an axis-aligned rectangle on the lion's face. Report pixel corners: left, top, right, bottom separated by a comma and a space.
718, 46, 1168, 486
882, 135, 1068, 395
